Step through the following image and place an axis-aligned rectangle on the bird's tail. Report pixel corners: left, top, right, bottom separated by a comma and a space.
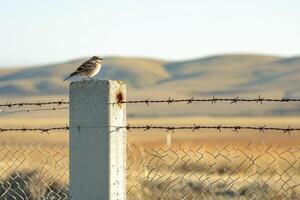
63, 72, 78, 81
63, 75, 72, 81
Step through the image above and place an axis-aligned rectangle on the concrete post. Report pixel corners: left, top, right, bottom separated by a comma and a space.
69, 80, 126, 200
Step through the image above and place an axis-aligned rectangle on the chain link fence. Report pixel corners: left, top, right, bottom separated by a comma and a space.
127, 142, 300, 200
0, 142, 69, 200
0, 141, 299, 199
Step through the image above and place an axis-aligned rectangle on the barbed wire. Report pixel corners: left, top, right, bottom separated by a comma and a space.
0, 126, 69, 134
119, 96, 300, 105
1, 95, 300, 109
0, 107, 69, 115
122, 124, 300, 135
0, 100, 69, 108
1, 124, 300, 135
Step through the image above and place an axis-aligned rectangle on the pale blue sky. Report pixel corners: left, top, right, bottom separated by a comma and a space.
0, 0, 299, 66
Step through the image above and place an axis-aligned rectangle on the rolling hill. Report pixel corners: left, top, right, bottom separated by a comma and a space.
0, 54, 299, 117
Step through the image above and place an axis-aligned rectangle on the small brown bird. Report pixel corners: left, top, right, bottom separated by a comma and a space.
64, 56, 103, 81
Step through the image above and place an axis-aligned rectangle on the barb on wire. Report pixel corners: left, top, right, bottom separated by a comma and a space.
0, 125, 69, 134
0, 107, 69, 115
119, 95, 300, 105
2, 95, 300, 108
2, 124, 299, 135
0, 100, 69, 108
121, 124, 300, 135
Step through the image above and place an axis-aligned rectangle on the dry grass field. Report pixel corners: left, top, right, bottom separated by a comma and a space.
0, 115, 299, 199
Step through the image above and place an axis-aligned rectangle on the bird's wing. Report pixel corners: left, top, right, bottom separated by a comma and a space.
75, 60, 96, 73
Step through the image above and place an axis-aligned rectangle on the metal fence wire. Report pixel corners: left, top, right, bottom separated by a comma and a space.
1, 96, 300, 108
1, 97, 300, 200
127, 142, 300, 200
0, 138, 300, 199
0, 142, 69, 200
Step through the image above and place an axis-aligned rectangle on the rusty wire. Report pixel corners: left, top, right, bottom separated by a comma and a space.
0, 125, 69, 134
0, 106, 69, 115
1, 124, 299, 135
0, 100, 68, 108
119, 96, 300, 105
122, 124, 300, 135
1, 95, 300, 109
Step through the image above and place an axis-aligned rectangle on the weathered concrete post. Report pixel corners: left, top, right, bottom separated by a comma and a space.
69, 80, 126, 200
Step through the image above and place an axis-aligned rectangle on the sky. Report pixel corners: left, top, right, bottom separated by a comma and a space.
0, 0, 300, 66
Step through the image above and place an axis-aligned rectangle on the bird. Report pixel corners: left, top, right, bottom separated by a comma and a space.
64, 56, 103, 81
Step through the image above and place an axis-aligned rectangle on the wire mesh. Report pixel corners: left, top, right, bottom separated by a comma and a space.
1, 137, 300, 199
127, 142, 300, 200
0, 142, 69, 200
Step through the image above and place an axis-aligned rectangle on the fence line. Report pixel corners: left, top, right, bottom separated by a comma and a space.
1, 80, 300, 200
1, 124, 300, 134
0, 100, 68, 108
0, 126, 69, 134
0, 106, 69, 115
0, 142, 69, 199
122, 124, 300, 134
1, 95, 300, 108
127, 142, 300, 200
2, 140, 299, 200
119, 96, 300, 105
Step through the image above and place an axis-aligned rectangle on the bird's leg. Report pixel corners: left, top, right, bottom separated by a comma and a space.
88, 77, 94, 81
